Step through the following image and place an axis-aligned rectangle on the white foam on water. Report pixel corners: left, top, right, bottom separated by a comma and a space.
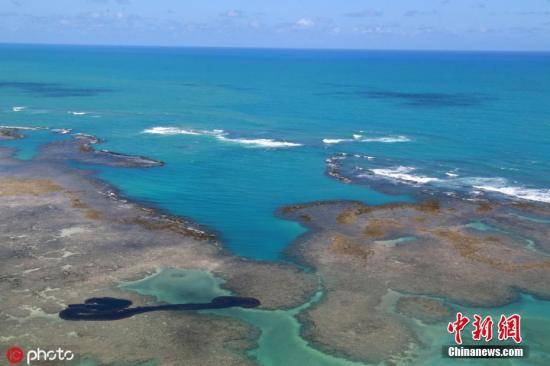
68, 111, 88, 116
343, 152, 549, 204
142, 127, 203, 135
12, 106, 26, 112
362, 135, 411, 143
51, 128, 72, 134
216, 135, 302, 148
143, 126, 301, 148
322, 138, 352, 144
472, 182, 550, 203
322, 134, 410, 145
366, 166, 441, 185
352, 154, 375, 160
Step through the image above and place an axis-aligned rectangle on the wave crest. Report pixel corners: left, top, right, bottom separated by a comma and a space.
365, 166, 441, 185
142, 126, 302, 148
362, 135, 411, 143
142, 127, 203, 135
470, 179, 550, 204
322, 134, 411, 145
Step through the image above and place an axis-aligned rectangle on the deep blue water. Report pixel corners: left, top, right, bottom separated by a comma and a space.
1, 44, 549, 259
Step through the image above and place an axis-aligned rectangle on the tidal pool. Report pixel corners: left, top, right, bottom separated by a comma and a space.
119, 268, 366, 366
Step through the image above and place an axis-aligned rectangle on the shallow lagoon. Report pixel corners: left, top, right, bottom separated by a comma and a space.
119, 268, 364, 366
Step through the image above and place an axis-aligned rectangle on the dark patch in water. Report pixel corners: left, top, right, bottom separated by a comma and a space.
360, 90, 487, 107
213, 83, 257, 92
317, 85, 489, 107
0, 81, 112, 98
179, 82, 255, 91
319, 82, 363, 88
180, 82, 201, 87
59, 296, 261, 321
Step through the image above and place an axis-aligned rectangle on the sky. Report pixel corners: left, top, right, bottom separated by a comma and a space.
1, 0, 549, 51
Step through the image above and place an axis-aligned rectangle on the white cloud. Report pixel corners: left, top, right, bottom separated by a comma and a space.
222, 9, 243, 18
329, 26, 341, 35
294, 18, 315, 28
249, 19, 261, 28
343, 9, 383, 18
353, 24, 399, 35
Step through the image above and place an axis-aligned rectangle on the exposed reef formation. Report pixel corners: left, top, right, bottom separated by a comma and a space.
1, 132, 550, 365
0, 142, 316, 366
0, 127, 24, 140
395, 296, 453, 325
281, 198, 550, 364
37, 134, 165, 168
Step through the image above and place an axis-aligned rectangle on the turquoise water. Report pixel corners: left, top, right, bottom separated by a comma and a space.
414, 293, 550, 366
1, 44, 549, 259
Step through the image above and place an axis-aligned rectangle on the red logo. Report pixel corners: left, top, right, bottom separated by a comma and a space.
448, 313, 522, 345
6, 346, 24, 364
447, 312, 470, 344
498, 314, 522, 343
472, 314, 494, 342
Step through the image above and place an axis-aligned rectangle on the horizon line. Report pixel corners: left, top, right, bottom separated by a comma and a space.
1, 41, 550, 54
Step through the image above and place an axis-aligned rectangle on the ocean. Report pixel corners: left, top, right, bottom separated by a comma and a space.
1, 44, 549, 261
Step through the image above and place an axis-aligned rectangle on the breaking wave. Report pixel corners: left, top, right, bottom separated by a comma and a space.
217, 136, 302, 148
322, 134, 410, 145
468, 178, 550, 204
362, 135, 411, 143
322, 138, 352, 145
326, 154, 550, 204
142, 126, 302, 148
364, 166, 441, 185
51, 128, 73, 135
142, 127, 204, 135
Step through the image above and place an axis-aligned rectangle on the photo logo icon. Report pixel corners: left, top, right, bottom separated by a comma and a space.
6, 346, 24, 364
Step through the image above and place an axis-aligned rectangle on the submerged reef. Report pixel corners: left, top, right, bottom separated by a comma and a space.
36, 134, 165, 168
0, 127, 24, 140
0, 81, 113, 98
